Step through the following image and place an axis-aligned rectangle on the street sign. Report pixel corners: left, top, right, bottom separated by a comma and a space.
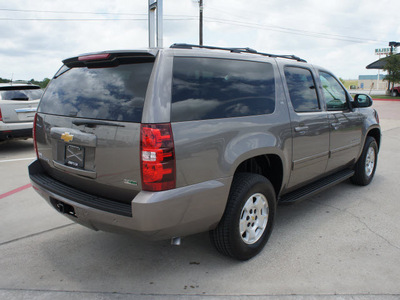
375, 48, 397, 55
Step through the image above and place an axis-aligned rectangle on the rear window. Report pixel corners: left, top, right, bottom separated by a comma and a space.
171, 57, 275, 122
38, 62, 154, 122
0, 89, 43, 101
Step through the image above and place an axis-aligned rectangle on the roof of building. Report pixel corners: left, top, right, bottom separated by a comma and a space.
366, 53, 400, 69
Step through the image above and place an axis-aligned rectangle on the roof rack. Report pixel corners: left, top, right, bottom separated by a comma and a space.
170, 43, 307, 63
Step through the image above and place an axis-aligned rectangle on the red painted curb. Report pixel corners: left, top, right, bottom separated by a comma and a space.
0, 184, 32, 200
373, 98, 400, 102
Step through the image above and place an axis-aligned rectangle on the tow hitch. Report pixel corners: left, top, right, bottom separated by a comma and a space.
50, 198, 76, 218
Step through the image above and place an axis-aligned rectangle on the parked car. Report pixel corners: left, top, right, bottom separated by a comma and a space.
29, 44, 381, 260
391, 86, 400, 97
0, 82, 43, 141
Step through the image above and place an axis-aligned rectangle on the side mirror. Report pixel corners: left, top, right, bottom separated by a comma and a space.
353, 94, 373, 108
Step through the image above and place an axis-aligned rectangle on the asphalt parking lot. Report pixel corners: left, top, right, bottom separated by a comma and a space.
1, 100, 400, 300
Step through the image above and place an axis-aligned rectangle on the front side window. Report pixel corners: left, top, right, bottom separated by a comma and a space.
319, 72, 348, 111
284, 67, 320, 112
171, 57, 275, 122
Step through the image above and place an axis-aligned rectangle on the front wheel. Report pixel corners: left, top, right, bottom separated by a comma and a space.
210, 173, 276, 260
351, 136, 378, 186
391, 90, 399, 97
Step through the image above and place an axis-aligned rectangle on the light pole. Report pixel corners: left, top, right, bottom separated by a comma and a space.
148, 0, 163, 48
199, 0, 203, 45
387, 41, 400, 92
389, 41, 400, 54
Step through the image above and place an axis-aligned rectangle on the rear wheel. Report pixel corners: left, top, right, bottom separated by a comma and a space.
351, 136, 378, 186
210, 173, 276, 260
391, 89, 399, 97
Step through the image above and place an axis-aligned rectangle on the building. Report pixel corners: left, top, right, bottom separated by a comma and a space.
358, 75, 388, 90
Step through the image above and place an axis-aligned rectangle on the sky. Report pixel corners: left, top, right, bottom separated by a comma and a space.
0, 0, 399, 81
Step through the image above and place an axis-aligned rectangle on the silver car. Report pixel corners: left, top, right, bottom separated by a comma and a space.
0, 82, 42, 141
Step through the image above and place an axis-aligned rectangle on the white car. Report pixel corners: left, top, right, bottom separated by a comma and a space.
0, 82, 43, 141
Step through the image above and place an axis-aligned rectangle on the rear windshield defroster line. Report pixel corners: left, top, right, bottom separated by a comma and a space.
38, 61, 154, 123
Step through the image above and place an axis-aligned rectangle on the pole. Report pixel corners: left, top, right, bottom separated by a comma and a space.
148, 0, 156, 48
388, 44, 394, 92
199, 0, 203, 45
157, 0, 163, 48
377, 54, 380, 90
148, 0, 163, 48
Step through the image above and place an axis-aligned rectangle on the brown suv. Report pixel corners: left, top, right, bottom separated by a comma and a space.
29, 44, 381, 260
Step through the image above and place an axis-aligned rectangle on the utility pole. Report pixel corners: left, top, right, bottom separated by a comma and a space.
199, 0, 203, 45
387, 41, 400, 92
148, 0, 163, 48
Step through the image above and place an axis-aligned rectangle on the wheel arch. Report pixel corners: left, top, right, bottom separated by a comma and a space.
234, 154, 284, 197
367, 127, 381, 150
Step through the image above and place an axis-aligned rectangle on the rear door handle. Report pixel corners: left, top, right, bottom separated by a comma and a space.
331, 122, 341, 130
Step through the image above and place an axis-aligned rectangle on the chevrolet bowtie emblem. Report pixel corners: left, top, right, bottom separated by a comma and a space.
61, 132, 74, 143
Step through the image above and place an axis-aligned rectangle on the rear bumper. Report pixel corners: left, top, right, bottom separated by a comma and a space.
0, 121, 33, 140
29, 160, 231, 240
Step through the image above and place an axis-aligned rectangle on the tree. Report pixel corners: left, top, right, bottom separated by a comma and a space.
40, 78, 50, 88
29, 78, 51, 88
383, 53, 400, 92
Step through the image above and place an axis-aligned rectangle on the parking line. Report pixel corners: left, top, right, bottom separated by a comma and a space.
0, 184, 32, 200
0, 157, 35, 163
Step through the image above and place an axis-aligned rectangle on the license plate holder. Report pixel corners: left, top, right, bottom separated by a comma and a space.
65, 144, 85, 169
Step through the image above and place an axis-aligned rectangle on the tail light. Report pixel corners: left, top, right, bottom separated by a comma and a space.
78, 53, 111, 61
33, 113, 39, 158
0, 108, 2, 121
140, 123, 176, 192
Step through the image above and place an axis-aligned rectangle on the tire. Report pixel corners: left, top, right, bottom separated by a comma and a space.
351, 136, 378, 186
392, 90, 399, 97
210, 173, 276, 261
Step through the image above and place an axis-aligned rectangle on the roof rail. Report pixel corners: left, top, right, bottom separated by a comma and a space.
170, 43, 307, 63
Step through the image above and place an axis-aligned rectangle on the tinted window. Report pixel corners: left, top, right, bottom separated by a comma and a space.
1, 89, 43, 101
284, 67, 320, 112
319, 72, 348, 111
171, 57, 275, 122
39, 62, 154, 122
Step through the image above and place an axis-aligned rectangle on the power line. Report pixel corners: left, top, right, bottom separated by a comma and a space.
0, 8, 146, 16
0, 7, 387, 44
0, 18, 145, 21
0, 17, 197, 21
0, 7, 195, 19
203, 17, 387, 44
205, 4, 388, 44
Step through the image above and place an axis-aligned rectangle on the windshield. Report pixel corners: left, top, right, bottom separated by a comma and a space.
0, 89, 43, 101
39, 61, 154, 123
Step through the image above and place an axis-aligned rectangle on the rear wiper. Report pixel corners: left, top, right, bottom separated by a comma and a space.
11, 97, 29, 101
72, 120, 125, 128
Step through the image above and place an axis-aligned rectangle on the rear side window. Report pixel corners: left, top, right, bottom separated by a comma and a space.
284, 67, 320, 112
171, 57, 275, 122
39, 62, 154, 122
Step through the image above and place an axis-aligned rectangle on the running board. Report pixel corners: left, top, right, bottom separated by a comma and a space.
279, 169, 355, 204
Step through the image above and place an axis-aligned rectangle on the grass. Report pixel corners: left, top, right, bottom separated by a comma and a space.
372, 95, 400, 100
